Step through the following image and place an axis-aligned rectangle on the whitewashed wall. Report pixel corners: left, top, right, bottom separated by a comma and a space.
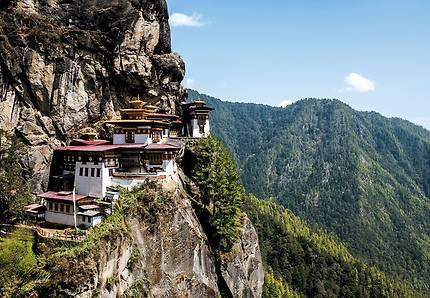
163, 160, 175, 176
204, 119, 210, 136
101, 164, 112, 198
78, 215, 103, 228
191, 119, 201, 138
75, 161, 106, 198
135, 134, 151, 144
113, 134, 126, 144
190, 119, 210, 138
45, 211, 75, 226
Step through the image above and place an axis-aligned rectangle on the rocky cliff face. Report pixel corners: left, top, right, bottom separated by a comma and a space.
40, 189, 264, 297
221, 217, 265, 298
0, 2, 265, 297
0, 0, 186, 193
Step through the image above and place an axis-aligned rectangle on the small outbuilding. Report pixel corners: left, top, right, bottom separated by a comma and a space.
24, 204, 46, 223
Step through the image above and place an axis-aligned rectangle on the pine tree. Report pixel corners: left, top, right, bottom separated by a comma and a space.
191, 136, 244, 252
0, 130, 31, 222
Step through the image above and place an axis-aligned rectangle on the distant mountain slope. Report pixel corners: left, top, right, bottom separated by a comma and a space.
245, 196, 418, 298
188, 89, 430, 290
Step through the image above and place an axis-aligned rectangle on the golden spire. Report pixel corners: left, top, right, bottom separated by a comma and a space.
130, 99, 145, 109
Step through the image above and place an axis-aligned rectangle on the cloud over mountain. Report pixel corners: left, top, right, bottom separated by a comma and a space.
344, 73, 375, 92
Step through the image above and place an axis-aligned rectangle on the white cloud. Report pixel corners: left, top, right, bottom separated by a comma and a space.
277, 100, 293, 107
169, 13, 205, 27
344, 73, 375, 93
184, 78, 195, 88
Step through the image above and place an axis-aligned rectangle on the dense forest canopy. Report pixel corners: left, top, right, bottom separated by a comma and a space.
245, 196, 419, 298
188, 136, 245, 253
188, 89, 430, 291
186, 135, 419, 297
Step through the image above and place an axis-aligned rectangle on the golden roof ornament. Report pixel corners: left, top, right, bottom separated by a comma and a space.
130, 99, 145, 109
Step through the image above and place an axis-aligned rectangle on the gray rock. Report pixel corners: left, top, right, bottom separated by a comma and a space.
40, 191, 265, 297
47, 192, 221, 297
0, 0, 186, 190
221, 216, 265, 298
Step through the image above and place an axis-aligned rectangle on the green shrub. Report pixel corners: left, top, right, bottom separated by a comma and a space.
0, 228, 50, 297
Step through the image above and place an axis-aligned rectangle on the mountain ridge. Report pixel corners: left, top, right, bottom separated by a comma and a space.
188, 89, 430, 290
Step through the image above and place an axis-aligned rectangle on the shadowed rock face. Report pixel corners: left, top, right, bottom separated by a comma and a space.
0, 0, 186, 192
221, 216, 265, 298
40, 190, 264, 298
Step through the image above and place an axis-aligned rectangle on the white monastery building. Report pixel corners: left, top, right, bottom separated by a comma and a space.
25, 99, 213, 228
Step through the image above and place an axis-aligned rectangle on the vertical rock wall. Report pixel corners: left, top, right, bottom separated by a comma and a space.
0, 0, 186, 192
41, 191, 264, 297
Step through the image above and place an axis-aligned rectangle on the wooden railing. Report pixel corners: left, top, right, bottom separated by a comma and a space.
1, 223, 86, 242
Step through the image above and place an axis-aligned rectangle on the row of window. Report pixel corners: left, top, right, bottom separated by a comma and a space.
64, 155, 76, 162
114, 129, 151, 134
48, 202, 72, 213
81, 216, 92, 223
64, 165, 75, 171
121, 131, 162, 143
64, 155, 103, 164
79, 167, 101, 177
47, 202, 93, 223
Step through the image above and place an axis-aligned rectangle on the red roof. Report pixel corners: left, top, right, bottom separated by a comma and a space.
57, 143, 180, 153
146, 113, 180, 119
24, 203, 45, 211
145, 143, 181, 151
57, 143, 148, 152
72, 139, 111, 146
38, 191, 87, 202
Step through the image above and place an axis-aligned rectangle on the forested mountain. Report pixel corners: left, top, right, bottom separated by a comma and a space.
190, 136, 419, 297
188, 89, 430, 291
245, 196, 419, 297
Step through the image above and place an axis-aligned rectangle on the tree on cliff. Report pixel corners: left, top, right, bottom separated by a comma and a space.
0, 130, 31, 223
191, 136, 244, 253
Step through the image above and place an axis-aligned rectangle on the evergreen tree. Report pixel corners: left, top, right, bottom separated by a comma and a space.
191, 136, 244, 252
245, 195, 420, 297
0, 130, 31, 223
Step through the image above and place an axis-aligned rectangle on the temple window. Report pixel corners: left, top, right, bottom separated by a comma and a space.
152, 132, 161, 143
126, 131, 135, 143
149, 154, 163, 165
85, 168, 89, 176
79, 168, 83, 176
66, 205, 70, 213
97, 168, 101, 177
91, 168, 95, 177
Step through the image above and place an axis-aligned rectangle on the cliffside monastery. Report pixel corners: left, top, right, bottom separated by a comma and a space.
24, 99, 213, 228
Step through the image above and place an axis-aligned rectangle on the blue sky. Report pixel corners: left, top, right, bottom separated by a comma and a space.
167, 0, 430, 129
